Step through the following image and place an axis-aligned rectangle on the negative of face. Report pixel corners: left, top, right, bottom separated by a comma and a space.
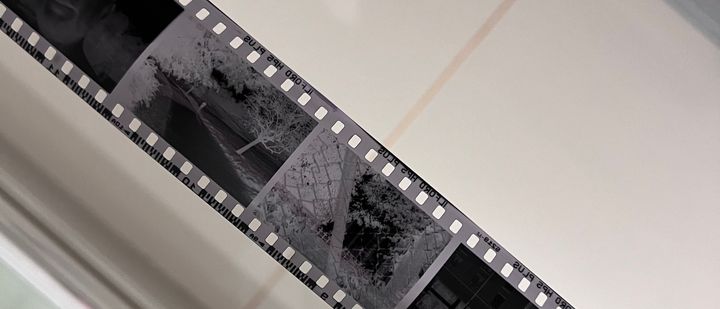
36, 0, 115, 48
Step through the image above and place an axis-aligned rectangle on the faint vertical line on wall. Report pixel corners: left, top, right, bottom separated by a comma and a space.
383, 0, 518, 147
240, 264, 287, 309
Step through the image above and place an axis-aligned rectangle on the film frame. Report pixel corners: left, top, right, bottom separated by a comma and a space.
0, 1, 575, 308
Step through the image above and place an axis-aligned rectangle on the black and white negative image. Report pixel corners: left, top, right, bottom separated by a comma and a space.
1, 0, 181, 90
410, 245, 537, 309
123, 15, 316, 206
253, 129, 452, 309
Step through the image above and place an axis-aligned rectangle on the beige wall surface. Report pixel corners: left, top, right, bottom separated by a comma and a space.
0, 1, 719, 308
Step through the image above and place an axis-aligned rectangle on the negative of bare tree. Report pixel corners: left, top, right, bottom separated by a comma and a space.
128, 26, 312, 158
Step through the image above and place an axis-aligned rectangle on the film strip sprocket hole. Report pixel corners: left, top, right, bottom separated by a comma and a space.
0, 0, 574, 308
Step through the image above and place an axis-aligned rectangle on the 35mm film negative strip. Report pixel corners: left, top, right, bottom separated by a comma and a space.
0, 1, 575, 308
